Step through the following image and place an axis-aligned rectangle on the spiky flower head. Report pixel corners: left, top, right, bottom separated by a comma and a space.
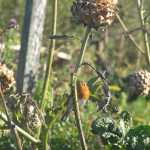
0, 63, 15, 92
128, 70, 150, 100
71, 0, 118, 29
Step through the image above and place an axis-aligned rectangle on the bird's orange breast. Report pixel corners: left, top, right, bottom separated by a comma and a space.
77, 81, 90, 101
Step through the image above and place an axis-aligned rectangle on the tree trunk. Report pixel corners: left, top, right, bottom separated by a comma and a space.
16, 0, 47, 93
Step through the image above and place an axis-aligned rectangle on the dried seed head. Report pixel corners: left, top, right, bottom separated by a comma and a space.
71, 0, 118, 29
10, 94, 43, 132
22, 94, 42, 130
128, 70, 150, 100
27, 112, 42, 130
0, 63, 15, 92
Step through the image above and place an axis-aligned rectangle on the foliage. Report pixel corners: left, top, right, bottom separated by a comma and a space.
125, 125, 150, 150
0, 0, 150, 149
91, 117, 123, 149
91, 112, 150, 150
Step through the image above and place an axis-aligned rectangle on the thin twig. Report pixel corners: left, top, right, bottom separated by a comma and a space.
137, 0, 150, 65
121, 26, 143, 35
81, 62, 106, 80
0, 87, 22, 150
116, 13, 145, 55
49, 35, 75, 40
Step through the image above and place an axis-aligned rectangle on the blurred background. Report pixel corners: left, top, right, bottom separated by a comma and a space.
0, 0, 150, 149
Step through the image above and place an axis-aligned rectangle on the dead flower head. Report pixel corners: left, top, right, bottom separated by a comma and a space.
0, 63, 15, 92
71, 0, 118, 29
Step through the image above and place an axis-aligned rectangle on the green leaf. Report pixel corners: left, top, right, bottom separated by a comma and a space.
91, 117, 123, 147
125, 125, 150, 150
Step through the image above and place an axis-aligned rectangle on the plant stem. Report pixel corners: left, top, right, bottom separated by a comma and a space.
73, 76, 88, 150
73, 27, 91, 150
41, 97, 67, 150
116, 13, 145, 55
39, 1, 58, 149
0, 87, 22, 150
0, 111, 40, 143
137, 0, 150, 65
75, 27, 91, 72
39, 126, 50, 150
41, 0, 58, 110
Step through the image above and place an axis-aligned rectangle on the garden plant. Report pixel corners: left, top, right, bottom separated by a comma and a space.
0, 0, 150, 150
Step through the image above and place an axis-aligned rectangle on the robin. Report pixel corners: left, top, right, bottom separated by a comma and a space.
61, 80, 90, 121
